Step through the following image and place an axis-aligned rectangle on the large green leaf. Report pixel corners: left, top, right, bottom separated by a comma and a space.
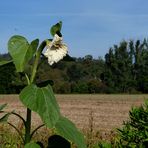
19, 84, 60, 128
55, 116, 87, 148
50, 21, 62, 37
8, 36, 38, 72
30, 39, 39, 54
26, 39, 39, 62
24, 142, 40, 148
8, 35, 29, 72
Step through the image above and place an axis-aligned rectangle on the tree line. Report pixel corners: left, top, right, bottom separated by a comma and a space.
0, 38, 148, 94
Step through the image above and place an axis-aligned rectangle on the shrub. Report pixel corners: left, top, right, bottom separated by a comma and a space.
116, 99, 148, 148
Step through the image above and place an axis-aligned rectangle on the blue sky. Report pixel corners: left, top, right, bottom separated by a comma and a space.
0, 0, 148, 58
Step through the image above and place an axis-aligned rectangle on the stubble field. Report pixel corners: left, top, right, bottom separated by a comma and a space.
0, 94, 148, 140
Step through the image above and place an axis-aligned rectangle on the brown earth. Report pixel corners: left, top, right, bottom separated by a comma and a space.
0, 94, 148, 138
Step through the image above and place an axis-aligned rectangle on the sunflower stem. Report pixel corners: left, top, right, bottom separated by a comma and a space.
24, 40, 46, 144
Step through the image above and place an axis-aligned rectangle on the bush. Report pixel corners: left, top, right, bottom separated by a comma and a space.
93, 141, 112, 148
116, 99, 148, 148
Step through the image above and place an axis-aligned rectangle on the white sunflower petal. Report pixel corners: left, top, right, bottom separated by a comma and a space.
43, 34, 68, 65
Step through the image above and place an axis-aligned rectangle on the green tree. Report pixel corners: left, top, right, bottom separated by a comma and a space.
102, 39, 148, 93
66, 63, 84, 82
0, 63, 16, 93
87, 79, 105, 93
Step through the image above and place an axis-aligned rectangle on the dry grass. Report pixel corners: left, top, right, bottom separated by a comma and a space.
0, 94, 148, 144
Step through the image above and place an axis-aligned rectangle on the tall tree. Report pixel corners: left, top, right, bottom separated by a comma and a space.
102, 39, 148, 93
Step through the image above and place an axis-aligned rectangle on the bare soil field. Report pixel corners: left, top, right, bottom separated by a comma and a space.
0, 94, 148, 138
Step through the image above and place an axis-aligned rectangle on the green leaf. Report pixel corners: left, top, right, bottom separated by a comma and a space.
8, 35, 37, 72
0, 60, 12, 66
24, 142, 40, 148
50, 21, 62, 37
8, 35, 29, 72
0, 104, 7, 111
26, 39, 39, 61
55, 116, 87, 148
20, 84, 60, 128
30, 39, 39, 53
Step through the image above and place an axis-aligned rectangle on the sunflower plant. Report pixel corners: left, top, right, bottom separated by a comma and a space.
0, 22, 86, 148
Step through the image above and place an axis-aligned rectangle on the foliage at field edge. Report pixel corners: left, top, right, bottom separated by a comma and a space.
115, 99, 148, 148
1, 38, 148, 94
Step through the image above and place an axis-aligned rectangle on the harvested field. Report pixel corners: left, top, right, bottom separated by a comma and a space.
0, 94, 148, 138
